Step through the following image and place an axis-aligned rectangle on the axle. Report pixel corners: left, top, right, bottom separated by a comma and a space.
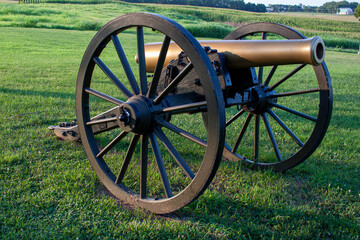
137, 37, 325, 73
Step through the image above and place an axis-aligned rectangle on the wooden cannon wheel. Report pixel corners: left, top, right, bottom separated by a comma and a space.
221, 22, 333, 171
76, 13, 225, 214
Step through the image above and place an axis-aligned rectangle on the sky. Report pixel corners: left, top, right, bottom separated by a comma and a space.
245, 0, 348, 7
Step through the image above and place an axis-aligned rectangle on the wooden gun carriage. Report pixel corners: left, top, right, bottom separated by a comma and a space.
51, 13, 332, 214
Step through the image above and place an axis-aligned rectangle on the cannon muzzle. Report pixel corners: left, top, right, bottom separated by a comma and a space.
137, 37, 325, 73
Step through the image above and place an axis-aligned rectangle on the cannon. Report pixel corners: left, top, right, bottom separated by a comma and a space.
51, 13, 332, 214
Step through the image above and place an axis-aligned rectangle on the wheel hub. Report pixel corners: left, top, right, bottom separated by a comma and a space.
116, 96, 153, 134
243, 85, 276, 114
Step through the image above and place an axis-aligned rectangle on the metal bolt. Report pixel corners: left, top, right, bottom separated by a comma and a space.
119, 107, 131, 126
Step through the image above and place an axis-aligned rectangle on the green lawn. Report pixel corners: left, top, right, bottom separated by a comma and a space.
0, 3, 360, 239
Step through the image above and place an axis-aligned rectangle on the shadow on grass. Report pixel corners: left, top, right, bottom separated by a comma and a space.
88, 156, 359, 238
57, 128, 359, 238
178, 190, 358, 238
172, 163, 359, 238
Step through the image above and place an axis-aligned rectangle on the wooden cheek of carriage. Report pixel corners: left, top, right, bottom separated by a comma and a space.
50, 13, 333, 214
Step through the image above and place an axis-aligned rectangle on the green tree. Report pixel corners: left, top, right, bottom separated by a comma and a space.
229, 0, 245, 10
256, 3, 266, 12
354, 4, 360, 20
350, 2, 359, 10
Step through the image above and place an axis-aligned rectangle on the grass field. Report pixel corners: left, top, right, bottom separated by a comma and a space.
0, 2, 360, 239
0, 2, 359, 49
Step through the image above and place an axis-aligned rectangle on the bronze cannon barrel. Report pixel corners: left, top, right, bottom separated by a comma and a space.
136, 37, 325, 73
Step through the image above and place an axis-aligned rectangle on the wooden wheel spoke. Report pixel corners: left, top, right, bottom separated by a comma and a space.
140, 134, 148, 199
267, 108, 303, 147
232, 113, 253, 153
226, 109, 245, 126
84, 88, 124, 105
156, 101, 207, 115
263, 65, 278, 86
261, 113, 282, 162
271, 102, 317, 122
93, 57, 133, 99
254, 114, 260, 161
154, 127, 195, 180
137, 27, 148, 95
270, 88, 320, 98
148, 35, 171, 98
261, 32, 267, 40
96, 131, 128, 159
149, 133, 173, 198
112, 35, 140, 95
269, 64, 306, 91
258, 67, 264, 84
153, 62, 194, 105
115, 134, 140, 184
156, 118, 207, 148
90, 106, 118, 119
86, 117, 117, 126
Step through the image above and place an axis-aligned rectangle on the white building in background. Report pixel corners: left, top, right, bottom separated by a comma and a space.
337, 8, 354, 15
